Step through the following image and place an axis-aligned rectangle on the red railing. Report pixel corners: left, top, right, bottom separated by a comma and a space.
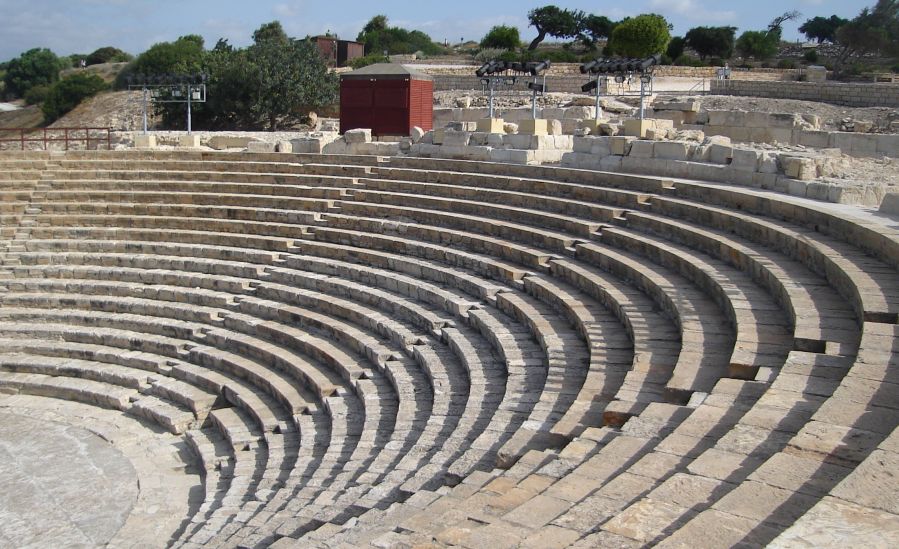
0, 127, 111, 151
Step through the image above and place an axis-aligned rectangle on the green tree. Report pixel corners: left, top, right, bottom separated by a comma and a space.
253, 21, 289, 45
735, 30, 779, 60
188, 23, 338, 131
835, 0, 899, 70
356, 15, 443, 56
115, 35, 205, 89
526, 6, 584, 50
799, 15, 849, 43
3, 48, 64, 98
361, 15, 388, 34
86, 46, 133, 65
41, 72, 108, 122
666, 36, 686, 60
609, 14, 671, 57
480, 25, 521, 50
577, 15, 615, 50
684, 26, 736, 60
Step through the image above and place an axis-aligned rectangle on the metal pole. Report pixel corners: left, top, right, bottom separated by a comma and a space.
142, 87, 148, 134
594, 74, 603, 121
187, 84, 192, 134
639, 78, 646, 120
488, 78, 495, 119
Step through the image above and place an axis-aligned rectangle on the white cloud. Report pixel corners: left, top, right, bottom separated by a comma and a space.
648, 0, 737, 23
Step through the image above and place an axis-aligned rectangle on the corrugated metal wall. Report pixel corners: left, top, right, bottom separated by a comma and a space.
340, 77, 432, 136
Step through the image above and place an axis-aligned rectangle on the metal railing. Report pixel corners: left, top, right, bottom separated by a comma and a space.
0, 127, 112, 151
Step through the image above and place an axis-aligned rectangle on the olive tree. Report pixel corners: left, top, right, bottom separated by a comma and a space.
609, 14, 671, 57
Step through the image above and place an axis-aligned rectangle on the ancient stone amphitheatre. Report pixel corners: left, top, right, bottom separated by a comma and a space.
2, 81, 899, 549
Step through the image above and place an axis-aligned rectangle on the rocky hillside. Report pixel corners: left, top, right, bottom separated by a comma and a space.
50, 90, 152, 131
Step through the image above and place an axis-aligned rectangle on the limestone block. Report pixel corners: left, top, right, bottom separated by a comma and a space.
562, 119, 581, 134
767, 128, 794, 144
652, 110, 685, 126
653, 141, 691, 161
247, 141, 276, 153
599, 122, 621, 136
788, 178, 810, 197
519, 119, 549, 135
590, 139, 611, 157
758, 152, 778, 174
460, 108, 489, 122
432, 129, 446, 145
731, 149, 761, 172
706, 111, 728, 126
879, 192, 899, 214
207, 135, 253, 150
564, 106, 596, 119
599, 155, 623, 171
469, 132, 489, 146
504, 134, 536, 149
802, 114, 822, 129
709, 144, 733, 164
573, 137, 596, 153
653, 100, 700, 112
477, 118, 505, 133
549, 119, 563, 136
623, 119, 654, 138
850, 135, 879, 156
578, 119, 604, 136
178, 134, 200, 148
629, 140, 655, 158
774, 113, 805, 128
487, 133, 504, 147
782, 156, 817, 180
411, 126, 425, 143
610, 136, 635, 156
420, 131, 434, 144
798, 130, 830, 149
806, 65, 827, 82
322, 139, 349, 154
134, 134, 157, 149
877, 134, 899, 157
541, 107, 565, 120
506, 149, 537, 164
376, 142, 400, 155
344, 128, 372, 144
443, 130, 471, 146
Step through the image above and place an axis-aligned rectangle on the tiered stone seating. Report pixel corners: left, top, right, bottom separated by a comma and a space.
0, 149, 897, 549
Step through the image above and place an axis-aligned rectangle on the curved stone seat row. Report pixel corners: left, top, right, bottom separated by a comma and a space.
0, 149, 897, 548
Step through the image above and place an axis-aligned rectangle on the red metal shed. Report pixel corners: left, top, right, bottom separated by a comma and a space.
339, 63, 433, 136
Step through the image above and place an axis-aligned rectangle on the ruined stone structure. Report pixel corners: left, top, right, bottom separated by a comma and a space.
0, 149, 898, 548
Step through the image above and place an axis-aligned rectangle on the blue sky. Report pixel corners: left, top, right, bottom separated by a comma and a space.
0, 0, 873, 61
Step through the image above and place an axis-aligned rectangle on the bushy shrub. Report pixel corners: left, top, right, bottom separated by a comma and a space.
23, 84, 49, 105
609, 14, 671, 57
673, 55, 705, 67
474, 48, 505, 63
86, 47, 133, 65
480, 25, 520, 50
349, 54, 390, 69
804, 50, 819, 63
777, 59, 797, 69
41, 72, 108, 122
3, 48, 65, 98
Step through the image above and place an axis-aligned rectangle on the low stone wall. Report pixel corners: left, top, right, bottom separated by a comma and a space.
562, 135, 892, 206
685, 110, 899, 158
710, 79, 899, 107
409, 129, 573, 165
